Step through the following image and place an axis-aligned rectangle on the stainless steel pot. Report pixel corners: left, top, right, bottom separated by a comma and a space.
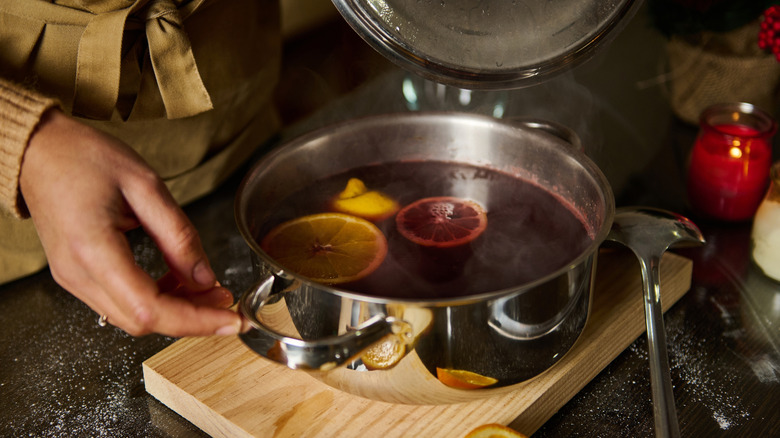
235, 112, 614, 404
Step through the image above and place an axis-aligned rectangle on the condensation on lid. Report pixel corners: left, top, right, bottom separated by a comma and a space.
332, 0, 641, 89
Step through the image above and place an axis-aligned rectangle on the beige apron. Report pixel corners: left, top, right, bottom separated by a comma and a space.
0, 0, 281, 283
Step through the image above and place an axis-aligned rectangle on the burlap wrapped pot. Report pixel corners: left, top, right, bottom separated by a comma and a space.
666, 21, 780, 125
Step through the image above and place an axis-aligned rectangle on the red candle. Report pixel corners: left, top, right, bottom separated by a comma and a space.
687, 103, 776, 222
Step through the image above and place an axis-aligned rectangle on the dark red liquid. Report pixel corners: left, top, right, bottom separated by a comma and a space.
687, 123, 772, 221
256, 161, 594, 299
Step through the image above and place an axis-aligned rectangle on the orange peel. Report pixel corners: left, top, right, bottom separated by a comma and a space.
464, 423, 528, 438
331, 178, 399, 222
436, 367, 498, 389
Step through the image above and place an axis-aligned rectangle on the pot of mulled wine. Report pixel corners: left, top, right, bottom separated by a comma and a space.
236, 112, 614, 404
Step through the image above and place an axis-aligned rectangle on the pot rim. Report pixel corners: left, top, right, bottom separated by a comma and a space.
235, 111, 615, 306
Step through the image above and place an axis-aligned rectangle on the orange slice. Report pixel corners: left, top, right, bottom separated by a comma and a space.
361, 334, 406, 370
436, 367, 498, 389
260, 213, 388, 284
464, 424, 528, 438
396, 196, 487, 248
331, 178, 399, 222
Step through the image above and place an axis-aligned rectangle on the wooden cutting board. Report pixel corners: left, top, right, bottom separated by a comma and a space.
143, 250, 693, 438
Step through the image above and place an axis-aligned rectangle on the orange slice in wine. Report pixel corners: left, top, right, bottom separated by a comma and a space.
464, 424, 529, 438
331, 178, 399, 222
436, 367, 498, 389
396, 196, 488, 248
260, 213, 388, 284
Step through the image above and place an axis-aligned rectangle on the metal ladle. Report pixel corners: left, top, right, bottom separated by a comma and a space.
607, 207, 706, 438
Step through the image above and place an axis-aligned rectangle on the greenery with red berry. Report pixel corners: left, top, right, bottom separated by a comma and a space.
649, 1, 780, 61
759, 5, 780, 60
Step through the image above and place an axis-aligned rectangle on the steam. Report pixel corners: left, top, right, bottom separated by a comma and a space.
381, 163, 593, 298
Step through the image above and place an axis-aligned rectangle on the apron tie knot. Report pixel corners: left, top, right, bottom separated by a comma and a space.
143, 0, 213, 119
72, 0, 213, 120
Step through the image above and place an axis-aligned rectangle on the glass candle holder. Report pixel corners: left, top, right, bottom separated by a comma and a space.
687, 102, 777, 221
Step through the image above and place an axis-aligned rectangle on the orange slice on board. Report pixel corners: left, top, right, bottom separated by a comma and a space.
331, 178, 399, 222
396, 196, 487, 248
436, 367, 498, 389
260, 213, 388, 284
464, 424, 529, 438
360, 334, 406, 370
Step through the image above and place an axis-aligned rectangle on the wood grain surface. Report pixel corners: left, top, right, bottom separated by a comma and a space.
143, 250, 692, 438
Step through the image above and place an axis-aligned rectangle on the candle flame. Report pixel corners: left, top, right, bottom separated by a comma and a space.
729, 146, 743, 159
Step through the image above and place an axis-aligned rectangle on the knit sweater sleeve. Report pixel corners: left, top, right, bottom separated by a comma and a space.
0, 78, 60, 219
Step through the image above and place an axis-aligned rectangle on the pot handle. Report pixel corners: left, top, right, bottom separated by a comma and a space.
237, 273, 400, 371
507, 117, 584, 153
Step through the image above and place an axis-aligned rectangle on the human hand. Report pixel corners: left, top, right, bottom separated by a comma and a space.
19, 109, 244, 337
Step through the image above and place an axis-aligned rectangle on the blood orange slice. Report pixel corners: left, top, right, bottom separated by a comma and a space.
395, 196, 487, 248
260, 213, 388, 284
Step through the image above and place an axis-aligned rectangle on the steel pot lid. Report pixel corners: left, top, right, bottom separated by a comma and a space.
331, 0, 641, 89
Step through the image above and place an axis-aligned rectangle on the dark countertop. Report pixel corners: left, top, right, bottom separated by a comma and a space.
2, 6, 779, 438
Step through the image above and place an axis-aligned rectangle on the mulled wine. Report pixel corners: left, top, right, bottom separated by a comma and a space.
256, 161, 594, 299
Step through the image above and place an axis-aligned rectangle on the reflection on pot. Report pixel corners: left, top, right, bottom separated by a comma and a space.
402, 73, 507, 117
489, 270, 587, 341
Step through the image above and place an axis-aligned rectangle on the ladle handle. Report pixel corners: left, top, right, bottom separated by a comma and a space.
238, 274, 397, 371
638, 254, 681, 438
